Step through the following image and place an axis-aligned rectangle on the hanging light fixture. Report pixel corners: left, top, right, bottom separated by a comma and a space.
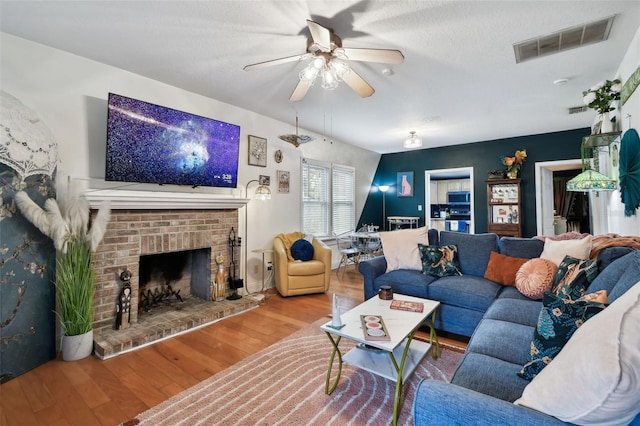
403, 131, 422, 149
567, 133, 620, 192
298, 54, 351, 91
278, 114, 315, 147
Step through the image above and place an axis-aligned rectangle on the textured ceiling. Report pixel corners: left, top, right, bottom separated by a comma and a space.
1, 1, 639, 154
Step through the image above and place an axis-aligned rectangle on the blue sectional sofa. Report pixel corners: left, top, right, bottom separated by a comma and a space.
359, 230, 548, 337
358, 230, 640, 425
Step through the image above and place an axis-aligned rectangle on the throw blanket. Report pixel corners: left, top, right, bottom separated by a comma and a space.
534, 232, 640, 259
275, 231, 307, 262
590, 233, 640, 259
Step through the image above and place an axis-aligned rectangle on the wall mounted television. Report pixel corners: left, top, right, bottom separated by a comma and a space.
105, 93, 240, 188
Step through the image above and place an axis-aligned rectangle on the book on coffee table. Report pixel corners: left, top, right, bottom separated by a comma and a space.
390, 299, 424, 313
360, 315, 391, 341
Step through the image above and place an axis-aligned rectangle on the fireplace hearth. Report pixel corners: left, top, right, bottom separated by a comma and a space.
90, 207, 258, 358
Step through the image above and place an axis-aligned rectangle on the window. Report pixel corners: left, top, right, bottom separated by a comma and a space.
302, 159, 355, 236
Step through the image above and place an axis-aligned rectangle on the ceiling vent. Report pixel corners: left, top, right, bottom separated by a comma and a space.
514, 16, 615, 63
568, 106, 588, 115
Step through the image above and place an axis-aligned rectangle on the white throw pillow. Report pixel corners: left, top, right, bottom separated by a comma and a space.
378, 227, 429, 272
515, 281, 640, 424
540, 235, 593, 266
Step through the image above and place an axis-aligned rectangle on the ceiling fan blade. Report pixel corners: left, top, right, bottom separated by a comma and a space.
244, 53, 309, 71
342, 69, 375, 98
289, 80, 312, 102
306, 19, 331, 51
342, 48, 404, 64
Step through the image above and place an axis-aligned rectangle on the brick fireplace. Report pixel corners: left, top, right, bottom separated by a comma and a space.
86, 190, 255, 358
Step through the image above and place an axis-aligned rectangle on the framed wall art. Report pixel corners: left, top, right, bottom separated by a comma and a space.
277, 170, 290, 193
248, 135, 267, 167
259, 175, 270, 186
397, 171, 414, 197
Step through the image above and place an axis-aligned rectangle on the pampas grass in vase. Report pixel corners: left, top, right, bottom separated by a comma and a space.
15, 190, 110, 339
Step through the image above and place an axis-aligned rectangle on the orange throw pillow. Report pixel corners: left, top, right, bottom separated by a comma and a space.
484, 251, 530, 286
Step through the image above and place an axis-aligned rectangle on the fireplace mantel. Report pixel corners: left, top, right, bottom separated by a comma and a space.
85, 189, 249, 210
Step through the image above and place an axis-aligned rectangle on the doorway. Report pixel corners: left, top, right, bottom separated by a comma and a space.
535, 159, 582, 235
425, 167, 475, 234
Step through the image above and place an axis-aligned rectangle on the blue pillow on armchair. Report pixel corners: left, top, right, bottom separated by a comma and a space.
290, 239, 314, 261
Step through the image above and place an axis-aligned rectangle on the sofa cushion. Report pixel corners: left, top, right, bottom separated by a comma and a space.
515, 258, 557, 299
515, 281, 640, 424
432, 304, 485, 337
373, 269, 432, 300
466, 318, 534, 366
428, 275, 501, 312
540, 235, 593, 266
517, 292, 607, 381
439, 231, 499, 277
550, 255, 598, 300
596, 246, 633, 273
418, 244, 462, 277
451, 352, 530, 403
484, 251, 529, 286
290, 238, 314, 261
588, 250, 640, 303
483, 298, 542, 327
498, 237, 544, 259
378, 226, 429, 272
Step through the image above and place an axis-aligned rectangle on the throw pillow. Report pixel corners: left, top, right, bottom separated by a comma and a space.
515, 258, 557, 300
417, 244, 462, 278
290, 239, 314, 261
515, 282, 640, 424
550, 255, 598, 300
378, 227, 428, 272
517, 292, 607, 381
540, 235, 593, 266
577, 289, 608, 304
483, 251, 530, 286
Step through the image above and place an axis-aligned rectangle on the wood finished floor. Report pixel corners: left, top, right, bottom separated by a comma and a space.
0, 267, 466, 426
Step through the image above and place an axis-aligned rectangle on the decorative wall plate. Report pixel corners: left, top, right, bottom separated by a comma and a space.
274, 149, 283, 163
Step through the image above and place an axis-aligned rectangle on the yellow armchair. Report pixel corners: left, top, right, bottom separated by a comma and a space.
273, 235, 331, 297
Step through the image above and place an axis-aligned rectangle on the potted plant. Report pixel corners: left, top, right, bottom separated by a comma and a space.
15, 190, 109, 360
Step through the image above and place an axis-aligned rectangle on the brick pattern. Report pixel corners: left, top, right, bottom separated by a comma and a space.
91, 209, 238, 333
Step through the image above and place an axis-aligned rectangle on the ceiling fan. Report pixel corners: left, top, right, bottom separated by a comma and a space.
243, 20, 404, 102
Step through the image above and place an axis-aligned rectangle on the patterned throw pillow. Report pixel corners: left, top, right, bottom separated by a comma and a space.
551, 255, 598, 300
417, 244, 462, 278
518, 292, 607, 381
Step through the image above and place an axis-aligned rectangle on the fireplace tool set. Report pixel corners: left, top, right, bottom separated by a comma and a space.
227, 227, 243, 300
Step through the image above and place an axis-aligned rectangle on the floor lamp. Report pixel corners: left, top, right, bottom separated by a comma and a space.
244, 179, 272, 296
378, 185, 389, 231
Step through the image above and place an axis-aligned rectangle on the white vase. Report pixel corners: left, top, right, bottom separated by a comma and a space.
61, 329, 93, 361
600, 112, 614, 133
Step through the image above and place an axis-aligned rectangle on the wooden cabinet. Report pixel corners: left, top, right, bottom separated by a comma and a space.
486, 179, 522, 237
437, 181, 448, 204
432, 179, 472, 205
429, 181, 438, 205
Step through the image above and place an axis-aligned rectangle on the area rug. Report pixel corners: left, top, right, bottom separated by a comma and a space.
124, 318, 463, 426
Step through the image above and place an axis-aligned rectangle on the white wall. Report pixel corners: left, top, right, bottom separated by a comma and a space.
608, 25, 640, 235
1, 33, 381, 291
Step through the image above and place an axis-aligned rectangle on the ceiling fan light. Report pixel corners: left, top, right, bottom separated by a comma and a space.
312, 56, 325, 69
331, 59, 350, 78
403, 131, 422, 149
321, 68, 339, 90
299, 64, 319, 85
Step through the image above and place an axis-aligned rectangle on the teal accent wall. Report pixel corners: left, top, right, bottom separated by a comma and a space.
359, 128, 590, 237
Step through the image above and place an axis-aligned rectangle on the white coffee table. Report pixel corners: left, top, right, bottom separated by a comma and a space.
320, 294, 440, 426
